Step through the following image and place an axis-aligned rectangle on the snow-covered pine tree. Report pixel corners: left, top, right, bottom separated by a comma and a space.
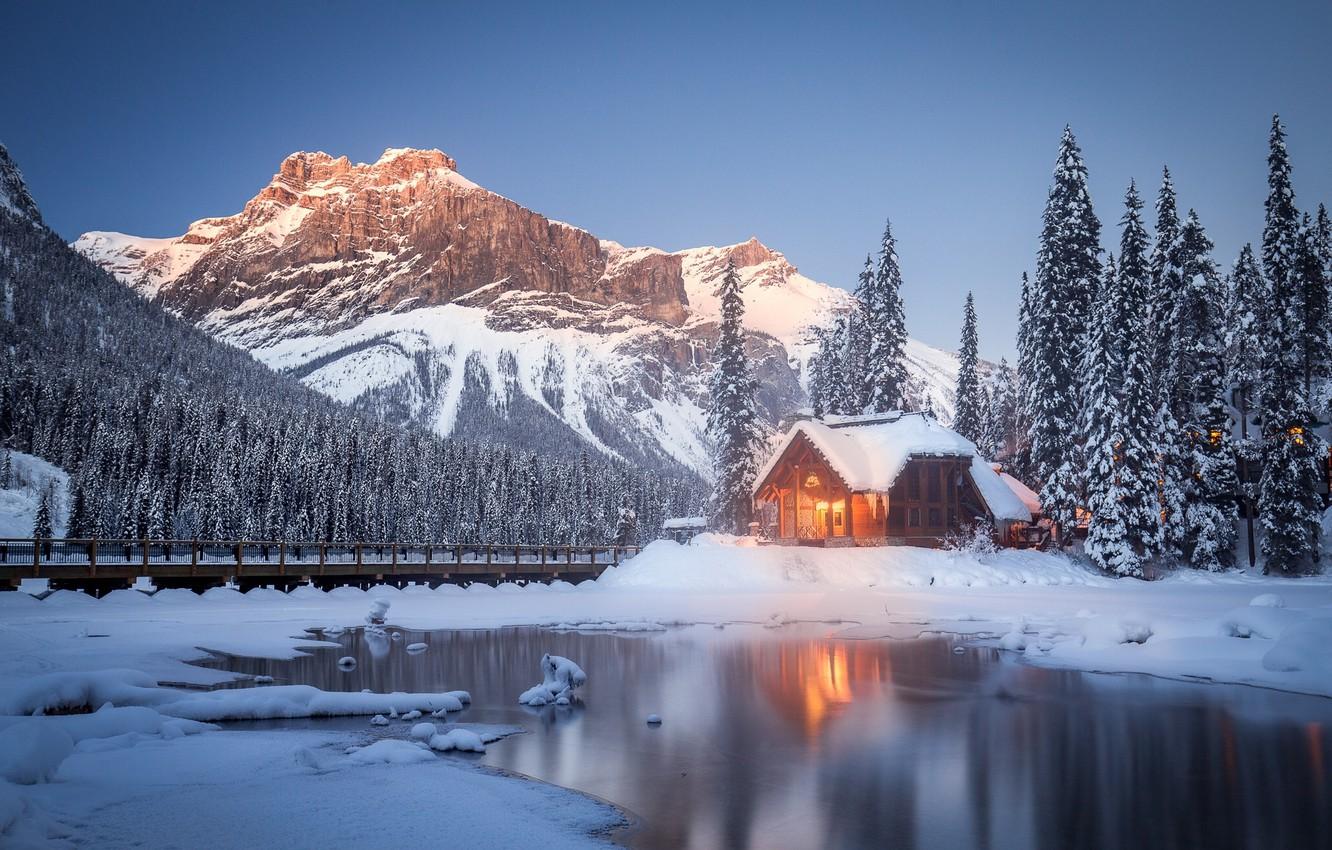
952, 291, 983, 444
1114, 182, 1166, 567
979, 358, 1017, 461
1081, 256, 1133, 574
32, 488, 53, 539
1166, 211, 1238, 569
862, 224, 910, 413
1295, 212, 1330, 397
1224, 244, 1267, 564
805, 324, 833, 418
1148, 182, 1190, 565
614, 493, 637, 546
1024, 126, 1101, 545
1258, 114, 1322, 574
1148, 166, 1182, 394
706, 260, 764, 534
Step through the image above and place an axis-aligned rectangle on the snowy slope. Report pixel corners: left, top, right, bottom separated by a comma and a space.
74, 148, 969, 472
0, 452, 68, 538
0, 143, 42, 224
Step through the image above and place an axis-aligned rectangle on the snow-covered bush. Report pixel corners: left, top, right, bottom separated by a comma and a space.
518, 654, 586, 706
943, 521, 998, 556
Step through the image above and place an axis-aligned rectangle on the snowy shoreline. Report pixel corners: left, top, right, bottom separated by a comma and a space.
3, 539, 1332, 846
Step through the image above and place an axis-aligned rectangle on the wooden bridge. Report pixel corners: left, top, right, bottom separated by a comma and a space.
0, 538, 642, 595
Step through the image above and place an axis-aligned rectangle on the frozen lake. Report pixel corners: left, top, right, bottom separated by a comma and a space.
201, 624, 1332, 850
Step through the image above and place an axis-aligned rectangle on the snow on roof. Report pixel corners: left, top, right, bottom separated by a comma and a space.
998, 469, 1042, 516
662, 516, 706, 529
753, 413, 1032, 523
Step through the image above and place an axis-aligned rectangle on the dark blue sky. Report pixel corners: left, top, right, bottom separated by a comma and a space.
4, 1, 1329, 359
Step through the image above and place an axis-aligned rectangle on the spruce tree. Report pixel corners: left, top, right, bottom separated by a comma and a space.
1081, 256, 1132, 573
1258, 115, 1321, 573
1167, 211, 1237, 569
862, 223, 910, 412
1224, 244, 1266, 566
1112, 182, 1165, 568
980, 358, 1017, 461
1295, 213, 1330, 397
1024, 126, 1101, 544
1148, 166, 1182, 392
32, 489, 53, 539
952, 292, 983, 443
706, 260, 764, 533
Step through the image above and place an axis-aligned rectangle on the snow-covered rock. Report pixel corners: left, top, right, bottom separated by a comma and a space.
366, 598, 390, 626
427, 729, 486, 753
518, 654, 587, 707
345, 739, 435, 766
409, 722, 436, 740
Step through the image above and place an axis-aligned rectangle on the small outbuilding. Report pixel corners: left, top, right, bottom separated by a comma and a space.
751, 412, 1034, 547
661, 516, 707, 544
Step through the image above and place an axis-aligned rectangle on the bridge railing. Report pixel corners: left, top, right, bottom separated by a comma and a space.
0, 538, 643, 579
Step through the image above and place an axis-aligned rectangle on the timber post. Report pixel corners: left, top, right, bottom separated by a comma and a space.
279, 541, 286, 576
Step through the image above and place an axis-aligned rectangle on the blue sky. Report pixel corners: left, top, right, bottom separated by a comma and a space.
4, 0, 1329, 359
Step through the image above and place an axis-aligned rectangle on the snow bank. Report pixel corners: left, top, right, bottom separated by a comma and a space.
597, 539, 1106, 592
0, 723, 73, 783
550, 621, 666, 632
2, 668, 471, 724
428, 728, 486, 753
519, 654, 586, 706
1262, 617, 1332, 674
346, 739, 436, 765
155, 686, 474, 722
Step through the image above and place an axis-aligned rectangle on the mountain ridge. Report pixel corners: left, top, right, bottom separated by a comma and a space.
75, 147, 967, 474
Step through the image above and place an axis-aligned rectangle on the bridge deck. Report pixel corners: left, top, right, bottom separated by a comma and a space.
0, 538, 639, 592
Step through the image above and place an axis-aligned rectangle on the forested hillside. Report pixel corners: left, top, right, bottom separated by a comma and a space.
0, 145, 703, 545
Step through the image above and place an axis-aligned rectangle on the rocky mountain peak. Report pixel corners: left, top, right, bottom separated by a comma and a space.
0, 142, 42, 225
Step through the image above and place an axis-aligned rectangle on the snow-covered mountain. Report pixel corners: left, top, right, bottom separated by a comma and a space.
77, 148, 965, 474
0, 143, 42, 225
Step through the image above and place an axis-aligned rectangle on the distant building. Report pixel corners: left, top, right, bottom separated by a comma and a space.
661, 516, 706, 544
751, 412, 1035, 547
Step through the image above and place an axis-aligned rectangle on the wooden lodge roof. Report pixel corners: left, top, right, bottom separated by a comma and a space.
753, 412, 1033, 523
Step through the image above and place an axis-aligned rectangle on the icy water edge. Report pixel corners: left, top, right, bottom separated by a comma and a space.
199, 624, 1332, 850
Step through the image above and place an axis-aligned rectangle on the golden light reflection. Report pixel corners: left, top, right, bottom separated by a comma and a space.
765, 642, 857, 738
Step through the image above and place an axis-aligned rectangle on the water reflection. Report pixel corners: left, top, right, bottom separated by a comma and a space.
201, 625, 1332, 850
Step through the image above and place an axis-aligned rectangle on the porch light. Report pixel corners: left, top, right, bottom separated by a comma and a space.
815, 501, 829, 511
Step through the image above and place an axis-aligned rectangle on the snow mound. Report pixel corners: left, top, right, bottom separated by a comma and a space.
366, 598, 390, 625
0, 723, 73, 784
428, 729, 486, 753
1262, 617, 1332, 674
518, 654, 587, 706
1249, 593, 1285, 608
598, 539, 1106, 592
406, 642, 428, 653
410, 722, 436, 740
345, 739, 435, 765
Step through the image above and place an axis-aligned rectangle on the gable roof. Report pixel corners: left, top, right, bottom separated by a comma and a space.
753, 412, 1032, 523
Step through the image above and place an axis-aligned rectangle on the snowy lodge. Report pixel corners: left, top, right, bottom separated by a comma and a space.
751, 412, 1038, 548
